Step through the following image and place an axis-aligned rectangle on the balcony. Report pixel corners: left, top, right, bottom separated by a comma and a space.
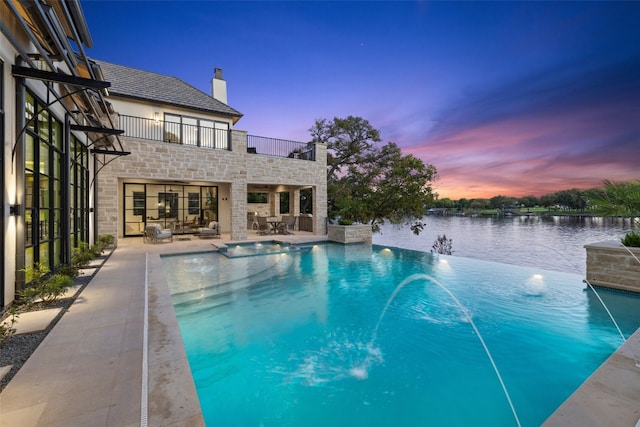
118, 115, 315, 161
247, 135, 316, 161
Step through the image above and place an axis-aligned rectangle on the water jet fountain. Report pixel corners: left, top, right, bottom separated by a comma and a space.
371, 273, 522, 427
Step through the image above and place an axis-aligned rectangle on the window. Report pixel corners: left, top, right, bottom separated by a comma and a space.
300, 188, 313, 214
158, 192, 178, 219
248, 192, 268, 203
122, 184, 218, 236
279, 192, 290, 214
164, 113, 229, 148
70, 137, 89, 249
133, 192, 145, 215
188, 193, 200, 214
24, 90, 77, 272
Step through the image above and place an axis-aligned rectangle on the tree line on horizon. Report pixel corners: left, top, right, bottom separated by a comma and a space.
310, 115, 638, 235
431, 181, 640, 212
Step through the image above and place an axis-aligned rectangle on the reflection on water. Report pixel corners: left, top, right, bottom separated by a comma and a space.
374, 215, 637, 274
586, 286, 640, 334
165, 243, 640, 427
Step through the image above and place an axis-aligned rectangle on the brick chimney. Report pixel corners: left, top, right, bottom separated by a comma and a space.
211, 67, 227, 104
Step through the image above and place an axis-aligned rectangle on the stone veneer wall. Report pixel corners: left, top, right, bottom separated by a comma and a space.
327, 224, 373, 244
585, 240, 640, 293
97, 130, 327, 242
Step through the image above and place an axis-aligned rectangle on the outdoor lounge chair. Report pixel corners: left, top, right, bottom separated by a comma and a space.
144, 224, 173, 243
198, 221, 221, 238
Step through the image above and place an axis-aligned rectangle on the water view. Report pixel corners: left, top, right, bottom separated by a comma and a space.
164, 237, 640, 426
374, 215, 636, 274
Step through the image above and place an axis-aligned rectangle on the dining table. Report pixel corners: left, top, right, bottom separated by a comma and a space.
267, 219, 285, 234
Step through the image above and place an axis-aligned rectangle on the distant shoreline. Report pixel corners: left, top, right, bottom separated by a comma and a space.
427, 210, 633, 219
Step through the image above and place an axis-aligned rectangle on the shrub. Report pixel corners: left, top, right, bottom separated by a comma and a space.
621, 230, 640, 248
19, 264, 73, 305
98, 234, 115, 248
56, 263, 79, 279
431, 234, 454, 255
338, 218, 353, 225
72, 242, 94, 268
0, 308, 19, 348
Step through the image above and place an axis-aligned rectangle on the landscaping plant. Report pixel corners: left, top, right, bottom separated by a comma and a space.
431, 234, 454, 255
71, 242, 95, 269
20, 263, 73, 305
0, 308, 18, 348
588, 180, 640, 247
621, 230, 640, 248
97, 234, 115, 249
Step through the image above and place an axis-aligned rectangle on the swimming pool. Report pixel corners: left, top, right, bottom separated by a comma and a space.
217, 240, 311, 258
163, 243, 640, 426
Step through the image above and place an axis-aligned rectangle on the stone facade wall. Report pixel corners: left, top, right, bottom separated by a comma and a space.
585, 240, 640, 293
97, 130, 327, 241
327, 224, 373, 244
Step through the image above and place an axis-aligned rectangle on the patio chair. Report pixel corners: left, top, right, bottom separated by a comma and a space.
278, 215, 297, 234
256, 216, 270, 235
198, 221, 221, 238
143, 224, 173, 243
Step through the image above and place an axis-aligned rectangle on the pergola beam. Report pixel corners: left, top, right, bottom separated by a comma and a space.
12, 65, 110, 90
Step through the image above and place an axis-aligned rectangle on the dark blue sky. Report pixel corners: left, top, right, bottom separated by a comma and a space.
82, 1, 640, 198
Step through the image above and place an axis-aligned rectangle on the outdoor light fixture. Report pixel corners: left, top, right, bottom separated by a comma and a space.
9, 204, 22, 216
154, 112, 160, 122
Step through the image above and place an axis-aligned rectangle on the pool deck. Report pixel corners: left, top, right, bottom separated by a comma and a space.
0, 233, 639, 426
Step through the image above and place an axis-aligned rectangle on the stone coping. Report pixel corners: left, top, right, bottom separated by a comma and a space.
584, 239, 640, 252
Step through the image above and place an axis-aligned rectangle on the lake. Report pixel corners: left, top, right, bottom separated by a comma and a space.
373, 215, 637, 275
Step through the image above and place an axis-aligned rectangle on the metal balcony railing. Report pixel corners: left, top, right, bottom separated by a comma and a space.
117, 115, 315, 161
118, 115, 231, 150
247, 135, 316, 161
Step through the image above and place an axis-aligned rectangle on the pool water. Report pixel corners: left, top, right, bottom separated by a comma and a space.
218, 240, 311, 258
163, 243, 640, 427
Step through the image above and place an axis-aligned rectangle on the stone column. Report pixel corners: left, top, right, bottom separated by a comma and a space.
229, 129, 249, 240
292, 189, 301, 214
230, 174, 247, 241
313, 143, 328, 235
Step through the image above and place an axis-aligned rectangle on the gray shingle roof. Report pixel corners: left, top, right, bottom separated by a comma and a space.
94, 59, 243, 121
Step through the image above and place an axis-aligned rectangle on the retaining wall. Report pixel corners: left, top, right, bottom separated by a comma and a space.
327, 224, 373, 244
585, 240, 640, 293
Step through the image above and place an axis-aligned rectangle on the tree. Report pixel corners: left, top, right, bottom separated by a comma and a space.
469, 198, 490, 211
489, 195, 516, 210
518, 195, 539, 208
554, 189, 588, 210
587, 180, 640, 218
311, 116, 438, 233
433, 197, 454, 209
455, 198, 470, 211
539, 194, 556, 209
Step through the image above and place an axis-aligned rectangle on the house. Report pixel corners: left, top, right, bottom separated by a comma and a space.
0, 0, 327, 309
94, 60, 327, 242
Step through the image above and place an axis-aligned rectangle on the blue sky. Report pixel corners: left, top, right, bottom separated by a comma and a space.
82, 1, 640, 199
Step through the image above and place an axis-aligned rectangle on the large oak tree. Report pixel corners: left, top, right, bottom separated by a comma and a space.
310, 116, 438, 233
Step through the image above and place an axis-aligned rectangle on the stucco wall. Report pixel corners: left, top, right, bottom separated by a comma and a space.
97, 130, 327, 241
585, 240, 640, 293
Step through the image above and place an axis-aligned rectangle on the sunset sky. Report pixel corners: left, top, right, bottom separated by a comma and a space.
82, 1, 640, 199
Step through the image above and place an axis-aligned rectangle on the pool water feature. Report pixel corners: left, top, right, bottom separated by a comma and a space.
217, 240, 312, 258
163, 244, 640, 426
